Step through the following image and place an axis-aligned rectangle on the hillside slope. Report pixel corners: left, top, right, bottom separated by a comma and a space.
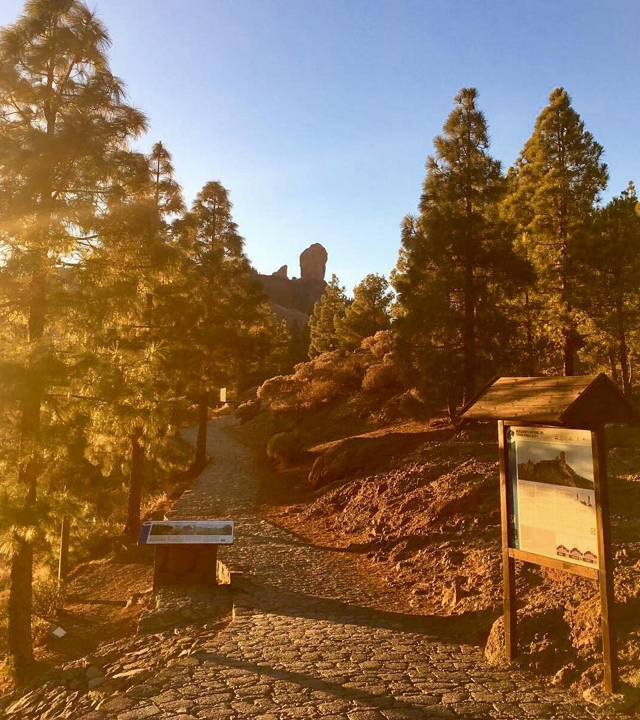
232, 352, 640, 697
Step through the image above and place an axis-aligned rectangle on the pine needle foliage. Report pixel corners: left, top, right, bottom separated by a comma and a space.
506, 87, 608, 375
392, 88, 521, 413
0, 0, 147, 679
336, 273, 393, 349
308, 275, 347, 357
579, 183, 640, 395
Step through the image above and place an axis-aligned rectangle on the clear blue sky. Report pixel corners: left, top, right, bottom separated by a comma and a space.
1, 1, 638, 291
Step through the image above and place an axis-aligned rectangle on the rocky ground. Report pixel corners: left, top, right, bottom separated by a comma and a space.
232, 405, 640, 709
2, 416, 628, 718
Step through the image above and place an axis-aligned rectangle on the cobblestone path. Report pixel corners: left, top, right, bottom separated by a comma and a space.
2, 417, 612, 719
162, 417, 601, 719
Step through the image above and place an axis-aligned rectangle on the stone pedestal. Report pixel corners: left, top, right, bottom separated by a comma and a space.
152, 545, 218, 591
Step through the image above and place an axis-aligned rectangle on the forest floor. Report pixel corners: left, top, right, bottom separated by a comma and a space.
0, 458, 199, 694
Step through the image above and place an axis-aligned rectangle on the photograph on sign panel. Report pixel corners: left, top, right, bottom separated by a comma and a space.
512, 427, 598, 567
146, 521, 234, 544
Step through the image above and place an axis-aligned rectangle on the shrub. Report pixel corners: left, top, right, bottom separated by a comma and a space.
399, 388, 431, 419
300, 378, 342, 409
266, 431, 304, 467
258, 374, 304, 413
32, 578, 66, 620
236, 398, 261, 424
360, 330, 395, 359
362, 359, 401, 394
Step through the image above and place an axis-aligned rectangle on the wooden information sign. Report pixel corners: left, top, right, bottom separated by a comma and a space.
138, 520, 234, 590
462, 375, 639, 694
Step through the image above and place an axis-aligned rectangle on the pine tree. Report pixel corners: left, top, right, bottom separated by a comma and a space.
308, 275, 347, 357
392, 88, 517, 411
0, 0, 146, 679
580, 183, 640, 395
80, 141, 185, 538
175, 181, 271, 471
507, 87, 608, 375
336, 273, 393, 348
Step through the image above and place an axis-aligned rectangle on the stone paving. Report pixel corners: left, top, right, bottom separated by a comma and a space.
166, 417, 605, 719
2, 417, 618, 719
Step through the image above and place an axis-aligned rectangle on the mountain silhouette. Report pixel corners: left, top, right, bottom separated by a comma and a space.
518, 450, 592, 489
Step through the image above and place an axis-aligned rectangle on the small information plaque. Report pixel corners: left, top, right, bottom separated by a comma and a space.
138, 520, 234, 545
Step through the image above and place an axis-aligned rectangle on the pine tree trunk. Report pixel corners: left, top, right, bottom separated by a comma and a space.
563, 330, 574, 376
8, 538, 33, 682
616, 297, 632, 396
8, 274, 45, 683
463, 257, 476, 404
193, 390, 209, 472
608, 351, 619, 385
525, 290, 535, 376
125, 431, 145, 537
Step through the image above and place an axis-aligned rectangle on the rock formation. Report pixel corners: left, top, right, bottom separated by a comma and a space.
299, 243, 327, 281
273, 265, 288, 278
256, 243, 328, 319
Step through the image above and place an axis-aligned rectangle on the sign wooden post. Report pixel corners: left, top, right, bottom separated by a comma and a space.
592, 427, 618, 693
58, 516, 70, 584
498, 421, 517, 660
462, 375, 639, 693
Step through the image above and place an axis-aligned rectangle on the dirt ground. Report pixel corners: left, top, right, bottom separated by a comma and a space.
230, 409, 640, 695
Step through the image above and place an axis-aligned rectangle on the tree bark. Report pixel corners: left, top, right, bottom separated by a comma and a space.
8, 274, 45, 683
193, 390, 209, 473
563, 329, 574, 376
524, 290, 535, 376
608, 351, 619, 385
8, 538, 33, 681
463, 243, 476, 403
612, 295, 631, 396
125, 431, 145, 537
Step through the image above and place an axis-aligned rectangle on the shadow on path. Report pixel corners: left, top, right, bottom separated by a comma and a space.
236, 577, 495, 642
194, 651, 449, 714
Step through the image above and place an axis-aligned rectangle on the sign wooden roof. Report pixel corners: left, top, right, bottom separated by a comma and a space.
461, 374, 639, 427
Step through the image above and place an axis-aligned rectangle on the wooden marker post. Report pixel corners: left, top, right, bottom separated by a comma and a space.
58, 516, 70, 584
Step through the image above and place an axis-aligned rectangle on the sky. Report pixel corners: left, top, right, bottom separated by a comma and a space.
1, 1, 639, 291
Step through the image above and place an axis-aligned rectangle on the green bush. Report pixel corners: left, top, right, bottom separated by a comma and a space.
362, 358, 401, 394
257, 374, 304, 413
399, 388, 431, 419
300, 378, 342, 409
236, 398, 261, 424
360, 329, 395, 359
266, 431, 304, 467
32, 577, 66, 620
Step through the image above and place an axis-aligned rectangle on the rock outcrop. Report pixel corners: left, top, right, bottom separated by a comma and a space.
256, 243, 329, 326
299, 243, 327, 281
273, 265, 288, 278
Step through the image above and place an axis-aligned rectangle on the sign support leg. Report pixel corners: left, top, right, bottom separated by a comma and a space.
592, 427, 618, 693
498, 421, 517, 660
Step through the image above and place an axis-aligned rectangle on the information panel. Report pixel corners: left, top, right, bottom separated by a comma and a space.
507, 426, 598, 568
138, 520, 234, 545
